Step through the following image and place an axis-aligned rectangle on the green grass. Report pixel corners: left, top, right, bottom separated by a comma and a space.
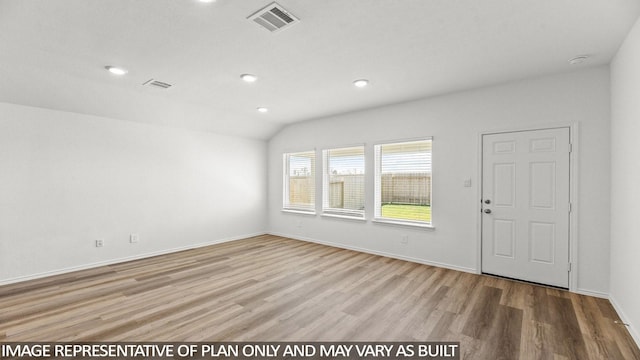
381, 204, 431, 222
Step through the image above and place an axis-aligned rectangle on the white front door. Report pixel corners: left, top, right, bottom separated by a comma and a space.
481, 128, 570, 288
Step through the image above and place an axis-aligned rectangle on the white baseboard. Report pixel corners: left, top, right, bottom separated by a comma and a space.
0, 232, 266, 286
609, 294, 640, 350
268, 231, 478, 274
574, 288, 610, 299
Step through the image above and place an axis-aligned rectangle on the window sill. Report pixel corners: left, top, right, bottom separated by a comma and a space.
281, 209, 316, 216
372, 218, 435, 230
321, 213, 366, 222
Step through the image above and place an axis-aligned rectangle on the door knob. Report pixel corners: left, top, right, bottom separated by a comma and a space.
484, 199, 491, 204
484, 209, 492, 214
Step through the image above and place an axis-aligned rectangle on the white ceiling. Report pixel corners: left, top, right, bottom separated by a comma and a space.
1, 1, 638, 140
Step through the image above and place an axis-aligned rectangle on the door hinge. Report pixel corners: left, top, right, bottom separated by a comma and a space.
568, 202, 573, 213
569, 143, 573, 153
567, 263, 572, 272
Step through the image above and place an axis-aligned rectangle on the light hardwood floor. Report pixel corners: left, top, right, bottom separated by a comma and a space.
1, 235, 639, 359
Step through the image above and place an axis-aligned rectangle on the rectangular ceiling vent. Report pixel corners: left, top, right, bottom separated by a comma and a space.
142, 79, 172, 90
247, 2, 299, 33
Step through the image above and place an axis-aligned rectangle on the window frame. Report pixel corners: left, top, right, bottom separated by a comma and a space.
322, 145, 366, 219
282, 150, 317, 214
373, 138, 433, 228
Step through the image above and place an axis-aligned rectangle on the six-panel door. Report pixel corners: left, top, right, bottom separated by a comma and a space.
481, 128, 570, 288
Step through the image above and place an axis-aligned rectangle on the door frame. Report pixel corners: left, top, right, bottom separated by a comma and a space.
476, 123, 578, 292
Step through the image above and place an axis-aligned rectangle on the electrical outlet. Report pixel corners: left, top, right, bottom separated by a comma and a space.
95, 239, 104, 247
401, 235, 409, 244
130, 233, 139, 243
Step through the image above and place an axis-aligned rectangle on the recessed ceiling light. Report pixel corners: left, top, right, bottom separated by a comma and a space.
353, 79, 369, 88
257, 107, 269, 113
568, 56, 589, 65
105, 66, 128, 75
241, 74, 258, 83
198, 0, 216, 3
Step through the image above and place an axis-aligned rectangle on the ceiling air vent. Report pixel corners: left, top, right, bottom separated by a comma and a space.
247, 2, 299, 33
142, 79, 172, 90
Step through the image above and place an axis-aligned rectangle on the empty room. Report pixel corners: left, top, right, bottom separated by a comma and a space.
1, 0, 640, 359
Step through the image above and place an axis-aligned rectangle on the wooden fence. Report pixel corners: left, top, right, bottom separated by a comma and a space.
290, 173, 430, 208
289, 176, 314, 205
328, 175, 365, 210
381, 173, 431, 205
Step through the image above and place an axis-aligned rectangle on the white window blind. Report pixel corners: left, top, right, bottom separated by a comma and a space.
283, 150, 316, 212
322, 146, 365, 218
374, 139, 432, 225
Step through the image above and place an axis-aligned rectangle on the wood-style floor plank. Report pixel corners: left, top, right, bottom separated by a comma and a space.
1, 234, 639, 360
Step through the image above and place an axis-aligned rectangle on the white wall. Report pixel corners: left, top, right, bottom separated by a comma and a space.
610, 16, 640, 346
268, 67, 611, 295
0, 102, 267, 284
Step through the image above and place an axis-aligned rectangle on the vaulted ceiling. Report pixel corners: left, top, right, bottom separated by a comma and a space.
1, 0, 638, 139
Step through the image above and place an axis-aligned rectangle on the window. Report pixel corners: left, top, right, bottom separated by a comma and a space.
374, 139, 432, 226
283, 150, 316, 213
322, 146, 365, 218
